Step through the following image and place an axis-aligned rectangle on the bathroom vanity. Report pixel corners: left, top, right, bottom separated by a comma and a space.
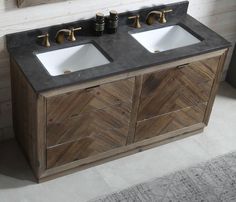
7, 1, 231, 182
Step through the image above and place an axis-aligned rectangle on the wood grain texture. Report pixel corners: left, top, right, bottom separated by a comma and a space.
41, 127, 204, 182
42, 123, 204, 182
9, 50, 228, 181
126, 76, 143, 145
37, 95, 47, 177
138, 57, 220, 121
46, 78, 134, 147
135, 103, 207, 142
47, 103, 132, 168
204, 51, 228, 125
10, 58, 46, 177
47, 78, 134, 123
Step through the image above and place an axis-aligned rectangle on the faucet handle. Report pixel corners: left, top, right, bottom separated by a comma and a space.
128, 14, 141, 28
68, 27, 82, 41
160, 9, 173, 23
37, 33, 50, 48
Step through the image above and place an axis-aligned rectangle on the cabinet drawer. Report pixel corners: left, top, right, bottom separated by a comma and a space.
46, 103, 131, 161
47, 78, 134, 124
135, 103, 207, 143
138, 57, 219, 121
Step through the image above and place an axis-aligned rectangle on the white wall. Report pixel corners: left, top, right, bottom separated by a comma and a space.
0, 0, 235, 141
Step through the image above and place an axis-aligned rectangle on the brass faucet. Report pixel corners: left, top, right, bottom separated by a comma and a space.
146, 9, 173, 25
55, 27, 82, 44
37, 33, 50, 48
128, 14, 141, 28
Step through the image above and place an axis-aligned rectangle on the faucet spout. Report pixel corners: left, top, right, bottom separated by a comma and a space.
55, 27, 82, 44
146, 9, 173, 25
55, 29, 71, 44
146, 11, 162, 25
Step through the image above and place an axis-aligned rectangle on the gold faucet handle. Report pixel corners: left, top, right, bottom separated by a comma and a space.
37, 33, 50, 48
160, 9, 173, 23
68, 27, 82, 41
128, 15, 141, 28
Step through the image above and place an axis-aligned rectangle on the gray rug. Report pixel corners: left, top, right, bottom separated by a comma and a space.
90, 152, 236, 202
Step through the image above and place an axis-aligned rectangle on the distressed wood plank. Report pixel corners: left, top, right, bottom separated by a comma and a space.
138, 57, 220, 121
47, 103, 132, 168
135, 103, 207, 142
10, 57, 46, 178
46, 77, 134, 147
47, 78, 134, 124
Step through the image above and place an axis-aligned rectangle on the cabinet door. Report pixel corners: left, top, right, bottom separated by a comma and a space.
47, 103, 131, 168
46, 78, 134, 168
47, 78, 134, 127
135, 103, 207, 142
47, 78, 134, 147
138, 57, 219, 121
135, 56, 220, 142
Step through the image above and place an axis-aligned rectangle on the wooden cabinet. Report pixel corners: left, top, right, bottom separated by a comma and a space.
138, 57, 219, 121
46, 78, 134, 168
135, 103, 207, 142
47, 103, 132, 168
46, 78, 134, 147
10, 50, 228, 182
134, 56, 220, 142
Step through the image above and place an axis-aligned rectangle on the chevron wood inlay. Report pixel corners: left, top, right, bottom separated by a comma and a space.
135, 103, 207, 142
138, 57, 220, 121
47, 103, 131, 168
47, 78, 134, 125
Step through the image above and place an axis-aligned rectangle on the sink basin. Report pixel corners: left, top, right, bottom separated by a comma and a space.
36, 43, 110, 76
130, 25, 201, 53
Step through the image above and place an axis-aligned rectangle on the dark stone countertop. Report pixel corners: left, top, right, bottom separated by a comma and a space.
6, 1, 231, 93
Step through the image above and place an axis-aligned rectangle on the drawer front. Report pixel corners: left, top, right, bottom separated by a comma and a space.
135, 103, 207, 143
47, 103, 131, 168
47, 78, 134, 124
138, 57, 219, 121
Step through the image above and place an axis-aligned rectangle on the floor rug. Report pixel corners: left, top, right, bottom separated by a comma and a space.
90, 152, 236, 202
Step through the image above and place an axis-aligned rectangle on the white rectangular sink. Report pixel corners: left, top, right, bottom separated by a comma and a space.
130, 25, 201, 53
36, 43, 110, 76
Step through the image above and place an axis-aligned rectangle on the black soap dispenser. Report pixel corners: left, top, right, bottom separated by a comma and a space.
107, 10, 119, 34
94, 12, 105, 36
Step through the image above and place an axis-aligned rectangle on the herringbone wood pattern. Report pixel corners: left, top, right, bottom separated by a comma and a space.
46, 57, 221, 169
135, 103, 207, 142
47, 78, 134, 124
138, 57, 220, 121
47, 78, 134, 147
47, 103, 131, 168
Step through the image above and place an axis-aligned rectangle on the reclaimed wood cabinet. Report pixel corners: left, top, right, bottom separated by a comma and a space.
135, 57, 219, 142
46, 78, 134, 168
10, 49, 227, 182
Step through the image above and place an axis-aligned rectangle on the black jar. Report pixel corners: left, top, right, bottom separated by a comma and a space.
94, 12, 105, 36
107, 10, 118, 34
